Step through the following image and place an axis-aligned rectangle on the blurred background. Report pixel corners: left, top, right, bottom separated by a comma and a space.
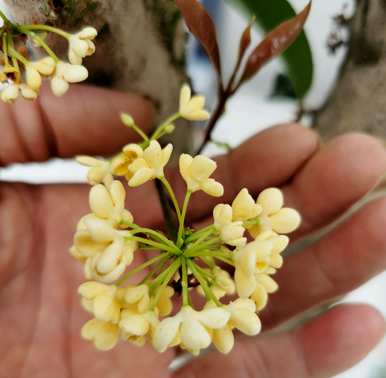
0, 1, 385, 377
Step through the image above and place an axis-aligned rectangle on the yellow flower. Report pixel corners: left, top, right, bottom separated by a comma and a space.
89, 181, 133, 226
156, 286, 175, 317
111, 144, 143, 179
68, 27, 97, 65
153, 306, 229, 355
179, 154, 223, 197
25, 64, 42, 91
179, 84, 210, 121
72, 215, 136, 283
120, 310, 159, 347
212, 299, 261, 354
197, 267, 235, 299
231, 188, 262, 221
234, 239, 274, 298
51, 61, 88, 97
32, 57, 56, 76
1, 84, 19, 103
78, 282, 122, 323
76, 156, 112, 186
81, 318, 120, 351
251, 272, 279, 311
126, 141, 173, 187
249, 188, 301, 237
213, 204, 246, 247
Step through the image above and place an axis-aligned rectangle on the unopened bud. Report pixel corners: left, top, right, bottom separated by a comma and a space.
121, 113, 135, 127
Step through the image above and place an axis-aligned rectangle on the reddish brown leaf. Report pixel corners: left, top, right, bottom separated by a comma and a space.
241, 1, 312, 83
238, 19, 254, 62
176, 0, 222, 76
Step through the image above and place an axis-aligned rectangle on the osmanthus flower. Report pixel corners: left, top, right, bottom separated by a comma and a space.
89, 181, 133, 226
197, 267, 236, 299
0, 83, 38, 103
81, 318, 120, 351
70, 84, 301, 356
213, 204, 247, 247
51, 61, 89, 97
179, 84, 210, 121
76, 156, 112, 186
79, 282, 122, 323
251, 270, 279, 311
68, 27, 98, 65
71, 181, 137, 283
111, 143, 144, 179
126, 141, 173, 187
153, 306, 230, 355
179, 154, 224, 197
212, 299, 262, 354
234, 239, 277, 298
249, 188, 301, 237
0, 16, 96, 102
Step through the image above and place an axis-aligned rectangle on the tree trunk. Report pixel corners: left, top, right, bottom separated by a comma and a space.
4, 0, 190, 151
315, 0, 386, 143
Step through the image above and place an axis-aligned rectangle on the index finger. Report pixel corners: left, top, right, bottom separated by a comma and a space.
0, 85, 154, 166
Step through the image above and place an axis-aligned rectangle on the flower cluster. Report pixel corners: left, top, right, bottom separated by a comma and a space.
0, 12, 96, 102
71, 85, 301, 355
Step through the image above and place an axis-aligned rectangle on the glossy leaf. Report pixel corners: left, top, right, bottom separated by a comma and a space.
238, 19, 253, 62
232, 0, 313, 98
176, 0, 222, 77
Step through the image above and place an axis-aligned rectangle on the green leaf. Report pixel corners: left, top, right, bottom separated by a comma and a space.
229, 0, 313, 98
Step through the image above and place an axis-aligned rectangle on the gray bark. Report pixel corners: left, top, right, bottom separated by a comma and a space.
315, 0, 386, 142
4, 0, 190, 150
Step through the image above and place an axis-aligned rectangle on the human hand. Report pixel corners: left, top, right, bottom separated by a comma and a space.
1, 86, 385, 378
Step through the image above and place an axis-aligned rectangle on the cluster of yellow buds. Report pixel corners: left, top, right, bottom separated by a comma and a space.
0, 11, 96, 102
71, 84, 301, 355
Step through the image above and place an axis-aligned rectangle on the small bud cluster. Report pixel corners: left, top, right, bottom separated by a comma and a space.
0, 11, 96, 102
71, 85, 301, 355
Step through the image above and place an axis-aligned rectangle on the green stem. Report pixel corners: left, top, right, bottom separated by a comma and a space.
185, 225, 216, 243
151, 113, 180, 140
177, 190, 192, 247
124, 223, 176, 248
116, 253, 167, 286
2, 33, 9, 66
159, 177, 181, 221
185, 238, 221, 256
130, 236, 178, 254
187, 259, 221, 306
150, 258, 181, 290
20, 29, 59, 62
8, 46, 29, 65
22, 24, 70, 39
181, 257, 189, 306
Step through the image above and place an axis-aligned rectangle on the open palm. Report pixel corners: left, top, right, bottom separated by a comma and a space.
1, 86, 385, 378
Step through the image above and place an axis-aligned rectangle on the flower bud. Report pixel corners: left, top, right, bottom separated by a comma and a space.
20, 85, 38, 100
62, 64, 89, 83
121, 113, 135, 127
25, 65, 42, 91
51, 76, 69, 97
78, 26, 98, 40
33, 57, 56, 76
1, 84, 19, 103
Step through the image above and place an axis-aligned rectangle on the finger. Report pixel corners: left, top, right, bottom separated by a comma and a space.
189, 133, 386, 239
173, 304, 385, 378
169, 123, 319, 222
261, 197, 386, 328
0, 85, 154, 166
284, 133, 386, 238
